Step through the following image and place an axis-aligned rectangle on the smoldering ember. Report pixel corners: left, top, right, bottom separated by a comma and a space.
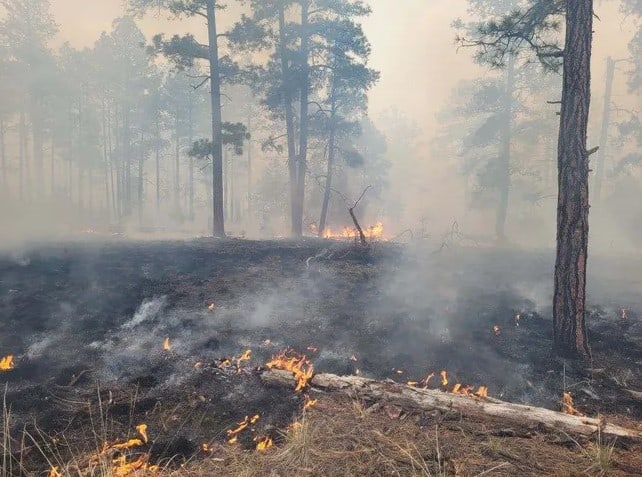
1, 1, 642, 477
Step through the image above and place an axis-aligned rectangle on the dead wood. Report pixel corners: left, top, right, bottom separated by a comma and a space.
261, 370, 642, 441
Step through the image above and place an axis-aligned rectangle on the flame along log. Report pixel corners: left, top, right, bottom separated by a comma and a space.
260, 369, 642, 441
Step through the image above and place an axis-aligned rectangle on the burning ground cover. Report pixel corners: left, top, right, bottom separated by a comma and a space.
1, 238, 642, 475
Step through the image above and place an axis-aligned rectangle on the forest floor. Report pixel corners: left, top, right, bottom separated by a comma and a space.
1, 238, 642, 476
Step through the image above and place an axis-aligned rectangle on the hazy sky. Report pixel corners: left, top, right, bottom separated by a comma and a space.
49, 0, 637, 133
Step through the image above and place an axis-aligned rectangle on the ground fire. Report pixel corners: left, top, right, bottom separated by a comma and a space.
562, 392, 585, 416
265, 350, 315, 392
0, 354, 14, 371
310, 222, 385, 241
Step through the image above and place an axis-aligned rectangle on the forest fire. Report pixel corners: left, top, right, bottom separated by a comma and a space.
163, 337, 171, 351
310, 222, 386, 241
265, 350, 314, 392
226, 415, 261, 444
562, 392, 584, 416
254, 436, 273, 452
0, 354, 14, 371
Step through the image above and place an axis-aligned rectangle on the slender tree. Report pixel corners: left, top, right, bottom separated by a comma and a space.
459, 0, 595, 358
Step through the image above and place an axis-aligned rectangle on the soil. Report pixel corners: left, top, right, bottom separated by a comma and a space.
0, 238, 641, 474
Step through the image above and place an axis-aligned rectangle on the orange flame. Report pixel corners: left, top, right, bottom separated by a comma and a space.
304, 395, 318, 410
135, 424, 148, 444
493, 325, 501, 336
0, 355, 14, 371
255, 436, 273, 452
236, 349, 252, 368
49, 467, 62, 477
474, 386, 488, 398
311, 222, 386, 241
306, 346, 319, 353
440, 370, 448, 387
266, 350, 314, 392
621, 308, 628, 320
515, 314, 521, 327
113, 454, 158, 476
226, 414, 260, 444
163, 338, 171, 351
562, 392, 584, 416
208, 303, 216, 311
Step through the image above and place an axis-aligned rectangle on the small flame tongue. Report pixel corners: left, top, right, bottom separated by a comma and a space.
0, 355, 14, 371
562, 392, 584, 416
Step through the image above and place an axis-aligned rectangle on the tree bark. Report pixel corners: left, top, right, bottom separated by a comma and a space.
277, 6, 300, 238
206, 0, 226, 237
19, 109, 26, 202
593, 56, 614, 204
495, 54, 514, 241
261, 370, 642, 440
319, 76, 338, 236
553, 0, 593, 360
294, 0, 311, 237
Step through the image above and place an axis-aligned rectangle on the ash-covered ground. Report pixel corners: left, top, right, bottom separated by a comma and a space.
1, 238, 641, 469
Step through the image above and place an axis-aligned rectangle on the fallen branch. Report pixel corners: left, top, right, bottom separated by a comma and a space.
261, 370, 642, 441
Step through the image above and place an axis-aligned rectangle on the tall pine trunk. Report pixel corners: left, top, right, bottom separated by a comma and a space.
278, 6, 299, 237
593, 56, 615, 204
188, 96, 195, 221
553, 0, 593, 359
495, 55, 514, 241
294, 0, 311, 237
206, 0, 226, 237
319, 74, 338, 236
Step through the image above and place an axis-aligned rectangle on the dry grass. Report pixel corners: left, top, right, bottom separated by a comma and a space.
5, 393, 642, 477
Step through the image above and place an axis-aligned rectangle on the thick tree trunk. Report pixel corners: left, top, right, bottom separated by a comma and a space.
206, 0, 226, 237
261, 370, 642, 440
277, 6, 300, 238
294, 0, 311, 237
593, 56, 614, 204
495, 55, 514, 241
553, 0, 593, 359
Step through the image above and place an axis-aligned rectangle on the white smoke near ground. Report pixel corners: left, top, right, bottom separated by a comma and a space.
121, 296, 168, 330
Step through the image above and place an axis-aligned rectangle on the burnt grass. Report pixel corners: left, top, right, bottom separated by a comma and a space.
1, 238, 641, 472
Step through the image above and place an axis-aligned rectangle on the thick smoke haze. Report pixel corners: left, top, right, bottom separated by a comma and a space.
0, 0, 640, 250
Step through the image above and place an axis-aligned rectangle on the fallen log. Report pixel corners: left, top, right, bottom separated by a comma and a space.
261, 370, 642, 440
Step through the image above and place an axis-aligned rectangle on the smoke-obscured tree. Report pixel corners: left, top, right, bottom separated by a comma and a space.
0, 0, 58, 202
312, 16, 379, 235
231, 0, 372, 237
129, 0, 243, 237
461, 0, 594, 359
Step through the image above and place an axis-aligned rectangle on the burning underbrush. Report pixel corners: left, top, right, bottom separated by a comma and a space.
1, 239, 642, 475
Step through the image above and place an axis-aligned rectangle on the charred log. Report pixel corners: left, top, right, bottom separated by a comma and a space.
261, 370, 642, 441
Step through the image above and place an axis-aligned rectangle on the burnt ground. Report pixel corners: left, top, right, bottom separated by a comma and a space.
0, 238, 641, 474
